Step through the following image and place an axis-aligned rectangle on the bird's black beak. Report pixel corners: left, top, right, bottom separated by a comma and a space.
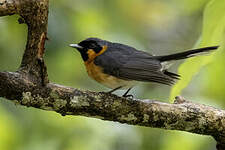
69, 44, 83, 50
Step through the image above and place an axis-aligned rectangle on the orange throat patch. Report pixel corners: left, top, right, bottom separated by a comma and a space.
84, 45, 108, 85
85, 45, 107, 64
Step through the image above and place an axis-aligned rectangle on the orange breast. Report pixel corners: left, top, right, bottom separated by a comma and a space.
84, 61, 135, 89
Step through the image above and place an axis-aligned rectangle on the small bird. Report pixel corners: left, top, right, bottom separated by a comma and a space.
70, 38, 218, 97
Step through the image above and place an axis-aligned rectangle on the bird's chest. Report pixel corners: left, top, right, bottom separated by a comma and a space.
84, 61, 134, 89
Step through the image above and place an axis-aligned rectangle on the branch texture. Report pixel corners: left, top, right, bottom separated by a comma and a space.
0, 71, 225, 149
0, 0, 18, 16
0, 0, 224, 150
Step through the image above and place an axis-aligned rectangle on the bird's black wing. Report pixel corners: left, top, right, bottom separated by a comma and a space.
94, 45, 177, 85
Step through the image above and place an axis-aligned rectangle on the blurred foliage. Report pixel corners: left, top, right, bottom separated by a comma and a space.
170, 0, 225, 101
0, 0, 224, 150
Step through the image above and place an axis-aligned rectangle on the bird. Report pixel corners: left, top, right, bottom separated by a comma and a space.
69, 38, 218, 97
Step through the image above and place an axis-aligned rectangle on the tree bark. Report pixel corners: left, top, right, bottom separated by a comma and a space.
0, 0, 224, 149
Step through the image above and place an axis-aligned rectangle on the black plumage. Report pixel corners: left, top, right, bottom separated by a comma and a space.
94, 41, 175, 85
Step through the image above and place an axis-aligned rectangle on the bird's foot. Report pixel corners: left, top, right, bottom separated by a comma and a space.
122, 87, 133, 98
107, 86, 122, 94
122, 94, 133, 99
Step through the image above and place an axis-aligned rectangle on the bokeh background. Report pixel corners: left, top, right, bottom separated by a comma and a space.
0, 0, 224, 150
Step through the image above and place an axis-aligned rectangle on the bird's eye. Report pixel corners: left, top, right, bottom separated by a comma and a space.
89, 43, 96, 49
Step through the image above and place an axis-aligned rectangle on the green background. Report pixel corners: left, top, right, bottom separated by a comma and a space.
0, 0, 224, 150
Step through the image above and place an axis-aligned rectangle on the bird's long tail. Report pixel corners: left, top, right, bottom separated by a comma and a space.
156, 46, 219, 62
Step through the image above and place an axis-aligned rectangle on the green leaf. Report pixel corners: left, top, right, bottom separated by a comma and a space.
170, 0, 225, 102
171, 0, 210, 15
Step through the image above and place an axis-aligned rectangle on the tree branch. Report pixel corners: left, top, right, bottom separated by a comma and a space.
0, 0, 49, 84
0, 0, 224, 150
0, 71, 224, 149
0, 0, 18, 16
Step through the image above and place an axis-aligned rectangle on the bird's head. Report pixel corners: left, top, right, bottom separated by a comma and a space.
70, 38, 107, 62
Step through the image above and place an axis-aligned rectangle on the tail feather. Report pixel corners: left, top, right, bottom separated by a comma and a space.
164, 70, 180, 80
156, 46, 219, 62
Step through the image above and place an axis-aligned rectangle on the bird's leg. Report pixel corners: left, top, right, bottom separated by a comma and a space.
107, 86, 123, 94
122, 88, 133, 98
